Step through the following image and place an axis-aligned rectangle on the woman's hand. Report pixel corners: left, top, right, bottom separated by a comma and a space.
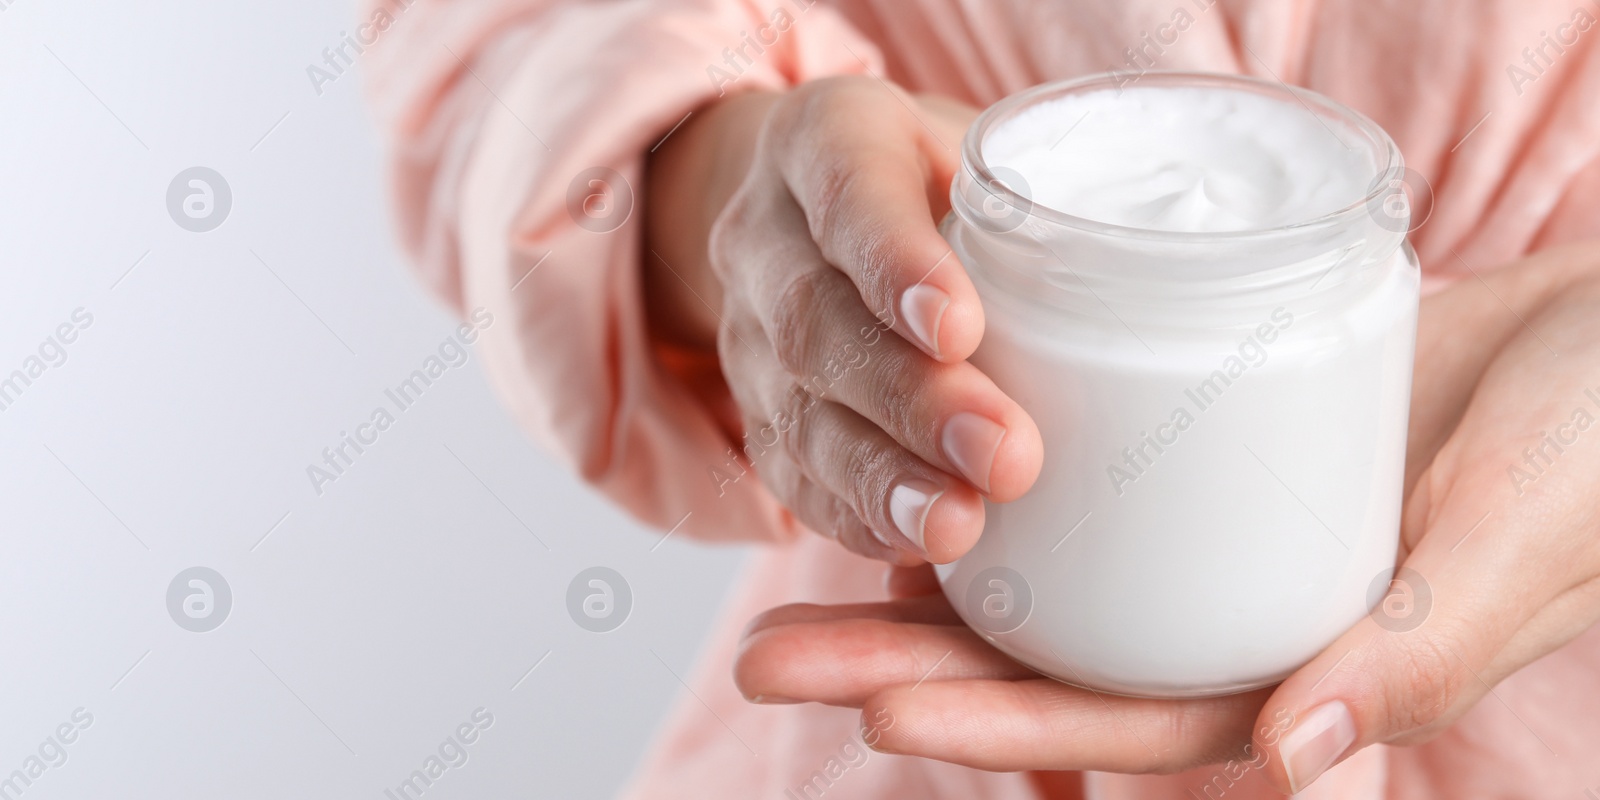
733, 242, 1600, 793
647, 78, 1042, 564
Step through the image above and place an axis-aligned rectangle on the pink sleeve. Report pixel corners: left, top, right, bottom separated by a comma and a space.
362, 0, 884, 542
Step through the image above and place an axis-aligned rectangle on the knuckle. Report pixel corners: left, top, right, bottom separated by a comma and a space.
823, 495, 870, 547
852, 234, 901, 306
715, 314, 762, 389
736, 406, 779, 469
789, 474, 865, 546
706, 220, 737, 285
768, 269, 833, 374
715, 324, 740, 372
753, 446, 800, 502
840, 436, 896, 522
804, 155, 865, 247
1157, 704, 1248, 773
767, 80, 853, 151
785, 77, 862, 125
858, 345, 923, 439
775, 385, 820, 462
708, 193, 757, 283
1384, 628, 1470, 734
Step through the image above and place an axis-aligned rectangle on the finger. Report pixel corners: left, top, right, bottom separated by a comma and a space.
1253, 551, 1526, 793
760, 448, 918, 566
1259, 405, 1600, 792
734, 618, 1036, 707
1403, 243, 1596, 494
791, 472, 921, 566
723, 322, 981, 561
712, 152, 1042, 501
716, 313, 916, 564
784, 395, 985, 563
769, 77, 982, 362
742, 594, 963, 639
863, 680, 1271, 773
886, 564, 943, 599
752, 257, 1041, 501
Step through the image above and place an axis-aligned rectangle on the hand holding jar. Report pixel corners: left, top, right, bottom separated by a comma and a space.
647, 76, 1042, 565
652, 69, 1600, 794
736, 239, 1600, 793
717, 74, 1600, 794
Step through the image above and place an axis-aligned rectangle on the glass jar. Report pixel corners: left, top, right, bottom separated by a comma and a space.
935, 72, 1420, 698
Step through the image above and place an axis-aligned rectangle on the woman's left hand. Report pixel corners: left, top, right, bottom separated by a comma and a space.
733, 242, 1600, 794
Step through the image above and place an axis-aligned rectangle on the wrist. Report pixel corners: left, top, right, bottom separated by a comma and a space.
644, 90, 782, 349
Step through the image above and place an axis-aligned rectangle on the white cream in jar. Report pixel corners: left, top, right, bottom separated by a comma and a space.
937, 73, 1420, 698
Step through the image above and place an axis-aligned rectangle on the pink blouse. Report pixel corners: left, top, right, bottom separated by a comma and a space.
363, 1, 1600, 796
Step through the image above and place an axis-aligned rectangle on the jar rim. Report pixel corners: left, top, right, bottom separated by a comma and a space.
961, 71, 1404, 242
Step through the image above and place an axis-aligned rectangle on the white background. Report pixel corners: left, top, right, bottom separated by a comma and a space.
0, 0, 749, 797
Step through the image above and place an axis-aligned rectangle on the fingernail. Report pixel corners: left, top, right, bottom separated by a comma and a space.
1282, 701, 1356, 793
867, 525, 893, 548
750, 695, 800, 705
889, 478, 944, 552
899, 284, 950, 358
942, 412, 1006, 494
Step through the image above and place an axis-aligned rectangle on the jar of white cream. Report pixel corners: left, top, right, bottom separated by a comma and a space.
936, 72, 1420, 698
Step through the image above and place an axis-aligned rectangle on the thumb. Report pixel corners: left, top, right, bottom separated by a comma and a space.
1253, 481, 1549, 793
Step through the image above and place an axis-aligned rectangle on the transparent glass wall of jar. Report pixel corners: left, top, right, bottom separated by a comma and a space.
935, 72, 1421, 698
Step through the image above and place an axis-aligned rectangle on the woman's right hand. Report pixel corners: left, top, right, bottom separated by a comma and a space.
651, 77, 1042, 564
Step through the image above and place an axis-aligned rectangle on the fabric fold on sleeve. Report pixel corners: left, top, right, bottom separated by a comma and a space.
363, 0, 886, 543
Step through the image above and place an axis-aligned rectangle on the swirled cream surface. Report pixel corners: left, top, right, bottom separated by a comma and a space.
982, 86, 1375, 232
